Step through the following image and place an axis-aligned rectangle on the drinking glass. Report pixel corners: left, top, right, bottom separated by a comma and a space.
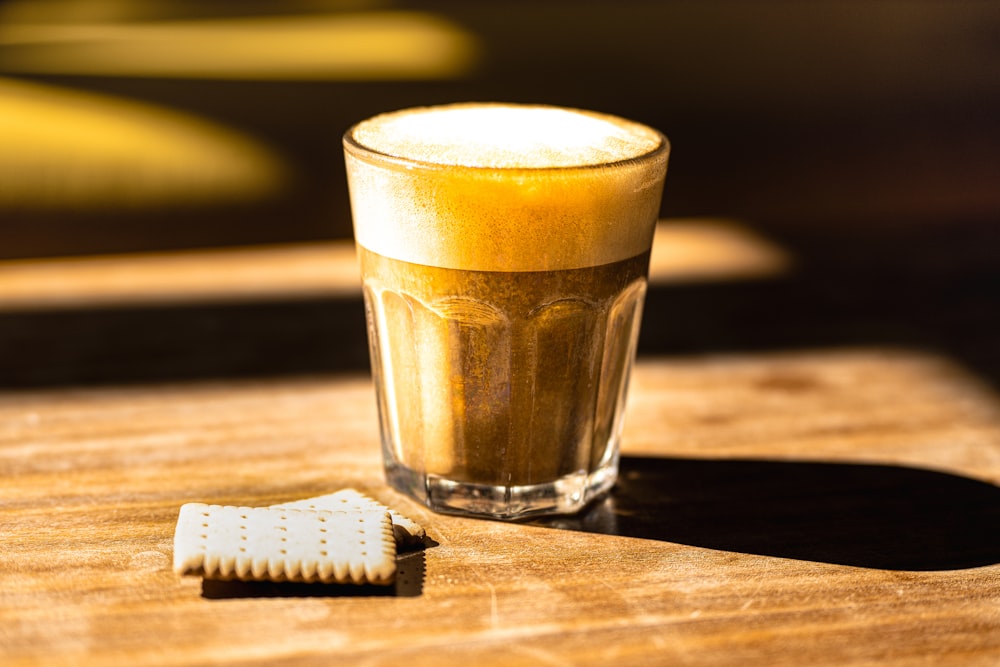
344, 103, 669, 519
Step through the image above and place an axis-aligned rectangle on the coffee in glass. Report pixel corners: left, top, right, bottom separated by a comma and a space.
344, 103, 669, 519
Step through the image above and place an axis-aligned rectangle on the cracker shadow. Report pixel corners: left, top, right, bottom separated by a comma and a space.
394, 543, 429, 598
200, 545, 428, 599
201, 579, 395, 599
530, 456, 1000, 571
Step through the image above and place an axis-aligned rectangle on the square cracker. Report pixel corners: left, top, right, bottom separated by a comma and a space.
273, 488, 425, 548
173, 503, 396, 585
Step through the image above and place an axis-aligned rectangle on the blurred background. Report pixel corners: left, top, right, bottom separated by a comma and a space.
1, 0, 999, 385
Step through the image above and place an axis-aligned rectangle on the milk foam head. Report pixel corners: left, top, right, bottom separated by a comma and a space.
344, 103, 669, 272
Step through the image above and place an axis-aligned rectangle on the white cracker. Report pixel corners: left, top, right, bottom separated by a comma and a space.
173, 503, 396, 585
273, 488, 425, 548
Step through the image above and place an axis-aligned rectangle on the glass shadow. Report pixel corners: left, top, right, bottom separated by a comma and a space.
530, 455, 1000, 571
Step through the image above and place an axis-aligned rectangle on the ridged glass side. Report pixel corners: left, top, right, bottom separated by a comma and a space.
361, 248, 649, 519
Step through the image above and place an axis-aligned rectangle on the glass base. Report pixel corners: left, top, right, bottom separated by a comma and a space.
385, 461, 618, 520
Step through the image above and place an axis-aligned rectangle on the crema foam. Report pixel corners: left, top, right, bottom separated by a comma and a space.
344, 103, 669, 272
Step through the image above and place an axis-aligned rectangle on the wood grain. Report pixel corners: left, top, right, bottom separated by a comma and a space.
2, 348, 999, 666
1, 223, 998, 665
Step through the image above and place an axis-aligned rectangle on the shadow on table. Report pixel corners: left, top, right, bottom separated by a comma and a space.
530, 456, 1000, 571
200, 540, 429, 599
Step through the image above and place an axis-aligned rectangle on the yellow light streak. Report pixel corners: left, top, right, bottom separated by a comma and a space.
0, 77, 290, 209
0, 12, 480, 80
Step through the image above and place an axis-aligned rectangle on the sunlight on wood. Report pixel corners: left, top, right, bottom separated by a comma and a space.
627, 346, 1000, 482
649, 218, 791, 283
0, 244, 361, 310
0, 218, 790, 310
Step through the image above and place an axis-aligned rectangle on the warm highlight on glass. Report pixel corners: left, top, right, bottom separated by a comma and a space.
344, 103, 669, 519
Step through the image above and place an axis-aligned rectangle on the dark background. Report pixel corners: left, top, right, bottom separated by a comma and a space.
3, 0, 998, 255
1, 0, 999, 386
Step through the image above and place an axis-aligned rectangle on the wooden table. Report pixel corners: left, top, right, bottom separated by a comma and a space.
2, 220, 999, 666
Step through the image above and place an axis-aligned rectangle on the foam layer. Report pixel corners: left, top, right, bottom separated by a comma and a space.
344, 103, 669, 271
351, 104, 663, 169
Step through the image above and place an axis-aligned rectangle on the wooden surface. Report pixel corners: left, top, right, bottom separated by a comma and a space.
2, 221, 999, 666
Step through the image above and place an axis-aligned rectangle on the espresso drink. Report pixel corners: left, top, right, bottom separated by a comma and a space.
344, 104, 668, 518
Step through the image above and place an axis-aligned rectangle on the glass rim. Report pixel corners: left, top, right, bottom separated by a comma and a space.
342, 104, 670, 174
